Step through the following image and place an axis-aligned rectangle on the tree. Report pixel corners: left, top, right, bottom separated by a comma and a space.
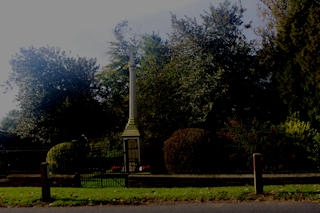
258, 0, 289, 34
137, 33, 186, 143
136, 33, 190, 171
272, 0, 320, 127
257, 0, 289, 56
169, 0, 269, 129
0, 109, 20, 132
9, 46, 107, 144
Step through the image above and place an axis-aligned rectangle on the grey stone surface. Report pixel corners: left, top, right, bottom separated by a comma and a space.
0, 202, 319, 213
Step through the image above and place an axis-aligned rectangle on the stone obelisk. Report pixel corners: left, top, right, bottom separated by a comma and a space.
122, 51, 140, 137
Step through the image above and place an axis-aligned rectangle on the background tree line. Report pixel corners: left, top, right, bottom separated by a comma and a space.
1, 0, 320, 172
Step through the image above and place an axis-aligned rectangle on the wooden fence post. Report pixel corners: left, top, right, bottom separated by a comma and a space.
40, 162, 51, 202
253, 153, 263, 194
125, 173, 129, 188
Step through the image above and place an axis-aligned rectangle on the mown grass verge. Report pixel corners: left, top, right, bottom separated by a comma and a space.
0, 184, 319, 207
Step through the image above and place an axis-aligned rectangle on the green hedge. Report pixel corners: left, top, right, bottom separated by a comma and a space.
46, 142, 86, 174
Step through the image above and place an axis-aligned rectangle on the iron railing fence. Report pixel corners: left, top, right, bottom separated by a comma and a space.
1, 146, 320, 188
53, 147, 126, 188
0, 149, 48, 175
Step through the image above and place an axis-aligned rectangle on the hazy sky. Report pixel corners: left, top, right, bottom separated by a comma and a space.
0, 0, 262, 120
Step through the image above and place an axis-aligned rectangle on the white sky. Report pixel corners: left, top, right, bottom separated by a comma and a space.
0, 0, 262, 120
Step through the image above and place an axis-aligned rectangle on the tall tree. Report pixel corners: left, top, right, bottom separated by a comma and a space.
169, 0, 269, 129
9, 46, 107, 144
256, 0, 290, 123
136, 33, 188, 171
272, 0, 320, 127
137, 33, 186, 143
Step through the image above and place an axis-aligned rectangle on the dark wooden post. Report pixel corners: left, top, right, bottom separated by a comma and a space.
74, 173, 81, 187
253, 153, 263, 194
125, 173, 129, 188
40, 162, 51, 202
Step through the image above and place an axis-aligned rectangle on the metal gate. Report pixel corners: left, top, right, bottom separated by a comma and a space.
79, 149, 128, 188
80, 172, 128, 187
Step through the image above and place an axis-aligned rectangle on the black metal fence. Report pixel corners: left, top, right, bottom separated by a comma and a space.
52, 147, 127, 188
2, 145, 319, 188
0, 146, 127, 187
0, 149, 48, 176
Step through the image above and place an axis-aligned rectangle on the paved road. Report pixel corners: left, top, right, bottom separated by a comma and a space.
0, 202, 319, 213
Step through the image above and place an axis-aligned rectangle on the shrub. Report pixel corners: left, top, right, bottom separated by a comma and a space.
220, 112, 320, 171
87, 140, 121, 171
218, 119, 275, 170
277, 112, 320, 169
163, 128, 211, 174
87, 140, 109, 161
46, 142, 87, 174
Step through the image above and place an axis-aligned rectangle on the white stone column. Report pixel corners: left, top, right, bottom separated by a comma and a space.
129, 51, 137, 119
122, 50, 140, 137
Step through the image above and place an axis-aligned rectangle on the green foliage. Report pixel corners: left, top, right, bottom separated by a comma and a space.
258, 0, 288, 34
255, 0, 320, 171
278, 112, 320, 167
169, 0, 269, 128
272, 0, 320, 127
46, 142, 87, 174
100, 1, 268, 146
218, 119, 274, 170
9, 46, 107, 144
280, 112, 314, 139
99, 2, 285, 173
87, 137, 111, 163
163, 128, 211, 174
96, 68, 128, 134
221, 113, 320, 171
0, 109, 20, 133
86, 135, 124, 171
137, 33, 186, 143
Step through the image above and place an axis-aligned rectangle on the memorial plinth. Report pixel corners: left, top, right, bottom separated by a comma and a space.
122, 51, 141, 173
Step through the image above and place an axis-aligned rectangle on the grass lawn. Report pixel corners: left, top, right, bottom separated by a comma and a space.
0, 184, 319, 207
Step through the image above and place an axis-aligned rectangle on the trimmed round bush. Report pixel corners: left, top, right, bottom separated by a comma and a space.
164, 128, 211, 174
46, 142, 86, 174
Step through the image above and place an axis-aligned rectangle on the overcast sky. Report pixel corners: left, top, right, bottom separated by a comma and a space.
0, 0, 263, 120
